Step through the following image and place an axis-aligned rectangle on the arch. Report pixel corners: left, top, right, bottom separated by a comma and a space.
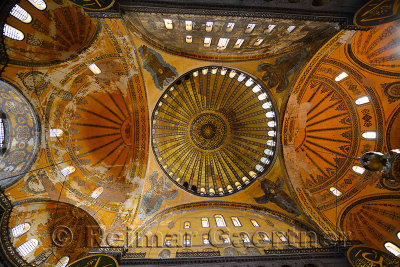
0, 80, 40, 188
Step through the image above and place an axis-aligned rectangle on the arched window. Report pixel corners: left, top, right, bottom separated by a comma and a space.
254, 38, 264, 46
264, 149, 273, 156
266, 140, 275, 146
335, 72, 348, 82
27, 0, 46, 10
185, 21, 192, 31
355, 96, 370, 105
163, 19, 173, 30
3, 24, 24, 41
11, 223, 30, 237
259, 232, 271, 243
258, 93, 267, 101
203, 37, 211, 47
61, 166, 75, 176
54, 256, 69, 267
263, 102, 272, 109
287, 26, 296, 34
221, 233, 230, 244
261, 157, 270, 164
330, 186, 342, 197
214, 215, 226, 227
164, 235, 172, 246
362, 131, 377, 140
397, 232, 400, 240
226, 22, 235, 32
90, 187, 103, 199
0, 117, 4, 148
184, 221, 191, 229
205, 22, 213, 32
231, 217, 241, 227
240, 233, 250, 244
250, 219, 259, 227
202, 234, 210, 245
267, 121, 276, 127
245, 23, 256, 33
183, 234, 191, 247
50, 129, 63, 137
266, 112, 275, 118
16, 239, 38, 257
10, 5, 32, 23
255, 165, 264, 172
384, 242, 400, 256
352, 165, 366, 174
233, 39, 244, 48
276, 232, 288, 242
268, 131, 276, 137
201, 217, 209, 228
88, 63, 101, 74
217, 38, 229, 50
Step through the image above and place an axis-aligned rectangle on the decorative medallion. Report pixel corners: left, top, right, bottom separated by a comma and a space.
347, 245, 400, 267
67, 254, 118, 267
17, 71, 49, 95
190, 112, 228, 151
152, 66, 278, 197
69, 0, 115, 11
354, 0, 400, 28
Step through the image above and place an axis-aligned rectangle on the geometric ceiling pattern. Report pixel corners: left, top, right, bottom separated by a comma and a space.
152, 66, 278, 197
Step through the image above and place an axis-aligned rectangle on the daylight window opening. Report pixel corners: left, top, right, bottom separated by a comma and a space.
234, 39, 244, 48
264, 24, 276, 33
215, 215, 226, 227
335, 72, 348, 82
245, 23, 256, 33
226, 22, 235, 32
352, 165, 365, 174
204, 37, 212, 47
185, 21, 193, 31
16, 239, 38, 257
3, 24, 24, 41
362, 131, 377, 140
27, 0, 46, 10
11, 223, 30, 238
330, 186, 342, 197
185, 35, 192, 43
355, 96, 370, 105
10, 5, 32, 23
385, 242, 400, 256
217, 38, 229, 50
164, 19, 173, 30
54, 256, 69, 267
206, 21, 213, 32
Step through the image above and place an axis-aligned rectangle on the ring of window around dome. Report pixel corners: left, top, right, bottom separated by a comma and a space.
152, 66, 278, 197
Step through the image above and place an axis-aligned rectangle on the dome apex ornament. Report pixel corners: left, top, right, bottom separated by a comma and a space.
152, 66, 278, 197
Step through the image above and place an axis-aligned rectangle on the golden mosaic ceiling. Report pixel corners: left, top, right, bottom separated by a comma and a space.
152, 66, 278, 197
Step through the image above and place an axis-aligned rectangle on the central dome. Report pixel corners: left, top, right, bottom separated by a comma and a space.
152, 66, 278, 197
